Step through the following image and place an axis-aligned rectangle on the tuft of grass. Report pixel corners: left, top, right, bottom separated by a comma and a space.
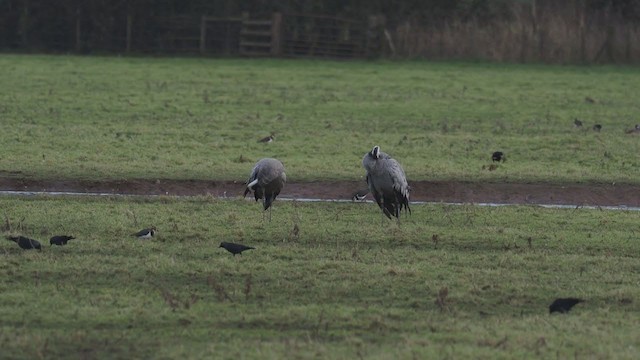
0, 195, 638, 358
0, 55, 639, 184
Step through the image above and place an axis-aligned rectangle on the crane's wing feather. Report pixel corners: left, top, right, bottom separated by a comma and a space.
387, 159, 410, 200
383, 158, 411, 216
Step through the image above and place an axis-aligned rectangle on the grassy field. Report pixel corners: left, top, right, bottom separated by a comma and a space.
1, 55, 639, 359
1, 55, 639, 184
0, 195, 639, 358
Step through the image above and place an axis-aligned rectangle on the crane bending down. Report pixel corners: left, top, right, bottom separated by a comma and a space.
244, 158, 286, 221
362, 146, 411, 221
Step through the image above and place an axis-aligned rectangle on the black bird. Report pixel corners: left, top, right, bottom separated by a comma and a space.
573, 118, 583, 128
6, 235, 42, 250
133, 227, 156, 239
549, 298, 583, 314
219, 242, 255, 256
593, 124, 602, 132
50, 235, 75, 246
492, 151, 505, 162
351, 189, 369, 201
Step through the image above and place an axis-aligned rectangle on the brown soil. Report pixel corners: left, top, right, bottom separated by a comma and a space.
0, 178, 638, 207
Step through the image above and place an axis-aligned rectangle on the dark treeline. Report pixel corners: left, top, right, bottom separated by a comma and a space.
2, 0, 640, 62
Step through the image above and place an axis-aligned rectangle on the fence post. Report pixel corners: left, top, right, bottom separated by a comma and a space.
18, 0, 29, 48
126, 13, 132, 53
366, 15, 385, 57
75, 7, 81, 52
200, 15, 207, 54
271, 12, 283, 56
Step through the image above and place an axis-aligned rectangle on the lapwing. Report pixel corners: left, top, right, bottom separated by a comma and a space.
625, 124, 640, 134
133, 227, 156, 239
258, 133, 275, 143
351, 189, 369, 201
573, 118, 583, 128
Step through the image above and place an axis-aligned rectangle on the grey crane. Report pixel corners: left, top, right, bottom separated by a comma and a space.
362, 146, 411, 221
243, 158, 286, 221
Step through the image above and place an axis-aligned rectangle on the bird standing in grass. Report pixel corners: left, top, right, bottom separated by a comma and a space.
593, 124, 602, 132
362, 146, 411, 221
573, 118, 583, 128
258, 133, 275, 143
219, 242, 255, 256
492, 151, 505, 162
50, 235, 75, 246
6, 235, 42, 250
351, 188, 369, 201
133, 227, 156, 239
625, 124, 640, 134
244, 158, 286, 221
549, 298, 583, 313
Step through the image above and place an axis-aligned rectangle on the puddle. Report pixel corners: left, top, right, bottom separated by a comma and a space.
1, 190, 638, 212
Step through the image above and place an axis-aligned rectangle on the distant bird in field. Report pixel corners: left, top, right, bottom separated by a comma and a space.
219, 242, 255, 256
351, 188, 369, 201
549, 298, 583, 314
6, 235, 42, 250
50, 235, 75, 246
258, 133, 275, 143
625, 124, 640, 134
244, 158, 286, 221
362, 146, 411, 221
573, 118, 583, 128
492, 151, 505, 163
593, 124, 602, 132
133, 227, 156, 239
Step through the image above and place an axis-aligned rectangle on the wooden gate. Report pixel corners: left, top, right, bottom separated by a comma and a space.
125, 12, 382, 58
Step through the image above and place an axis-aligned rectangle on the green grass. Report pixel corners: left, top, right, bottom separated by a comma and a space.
1, 195, 638, 358
1, 54, 639, 358
1, 55, 639, 183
